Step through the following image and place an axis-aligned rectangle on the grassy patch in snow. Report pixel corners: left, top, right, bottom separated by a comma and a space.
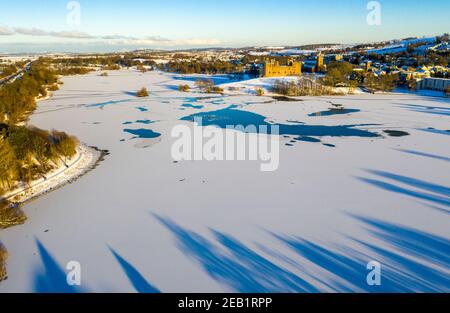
0, 200, 27, 229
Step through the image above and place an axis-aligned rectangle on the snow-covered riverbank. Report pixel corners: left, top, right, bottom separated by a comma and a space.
3, 144, 103, 204
0, 69, 448, 292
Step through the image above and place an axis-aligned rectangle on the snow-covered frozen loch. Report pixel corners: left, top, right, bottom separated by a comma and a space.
1, 69, 449, 292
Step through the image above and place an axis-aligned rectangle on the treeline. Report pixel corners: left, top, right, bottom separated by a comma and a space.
363, 73, 397, 92
0, 64, 18, 79
0, 60, 78, 203
0, 62, 57, 124
321, 61, 354, 87
40, 55, 158, 75
365, 48, 449, 67
56, 66, 94, 76
164, 60, 241, 74
195, 79, 224, 93
45, 55, 156, 69
0, 126, 77, 191
0, 128, 77, 229
0, 60, 28, 79
321, 61, 396, 92
0, 126, 77, 229
273, 78, 341, 96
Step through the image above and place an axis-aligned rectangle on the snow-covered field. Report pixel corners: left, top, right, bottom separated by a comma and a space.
0, 69, 449, 292
220, 76, 365, 95
365, 36, 437, 55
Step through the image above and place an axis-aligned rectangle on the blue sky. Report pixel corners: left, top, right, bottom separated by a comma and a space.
0, 0, 449, 52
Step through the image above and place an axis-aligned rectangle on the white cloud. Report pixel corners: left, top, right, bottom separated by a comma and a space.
52, 31, 94, 39
0, 25, 221, 46
0, 25, 14, 35
100, 35, 137, 40
174, 38, 222, 46
13, 27, 50, 36
144, 35, 171, 42
104, 37, 221, 46
11, 27, 93, 39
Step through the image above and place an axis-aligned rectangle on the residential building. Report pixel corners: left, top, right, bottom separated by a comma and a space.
416, 77, 450, 91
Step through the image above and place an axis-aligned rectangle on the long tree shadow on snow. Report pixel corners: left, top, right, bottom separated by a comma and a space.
275, 215, 450, 292
109, 248, 160, 293
420, 128, 450, 136
357, 169, 449, 213
359, 216, 449, 269
154, 214, 450, 292
33, 239, 85, 293
153, 214, 318, 293
396, 103, 450, 117
32, 240, 160, 293
397, 149, 450, 163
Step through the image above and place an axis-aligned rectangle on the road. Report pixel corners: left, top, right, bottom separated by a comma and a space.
0, 61, 33, 86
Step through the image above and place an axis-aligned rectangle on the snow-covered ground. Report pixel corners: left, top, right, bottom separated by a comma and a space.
366, 36, 437, 55
0, 69, 449, 293
220, 76, 296, 95
220, 76, 365, 95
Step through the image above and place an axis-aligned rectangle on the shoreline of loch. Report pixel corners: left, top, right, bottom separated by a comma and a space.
2, 143, 108, 206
